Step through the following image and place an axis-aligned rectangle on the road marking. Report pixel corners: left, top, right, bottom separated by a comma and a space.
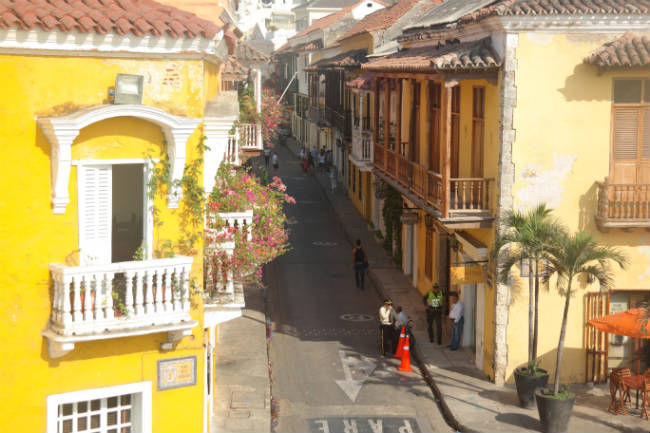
309, 417, 420, 433
340, 313, 374, 322
313, 241, 338, 247
335, 350, 376, 402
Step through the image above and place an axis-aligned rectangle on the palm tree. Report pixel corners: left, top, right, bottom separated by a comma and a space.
545, 231, 628, 395
492, 204, 562, 370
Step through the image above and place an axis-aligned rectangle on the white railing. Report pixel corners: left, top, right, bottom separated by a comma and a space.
49, 257, 194, 336
204, 210, 254, 299
226, 134, 240, 166
352, 129, 373, 161
239, 123, 262, 150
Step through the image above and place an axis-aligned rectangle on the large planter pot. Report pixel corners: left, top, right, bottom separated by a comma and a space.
535, 391, 575, 433
514, 367, 549, 408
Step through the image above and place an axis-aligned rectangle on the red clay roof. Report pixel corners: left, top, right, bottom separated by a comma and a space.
346, 72, 375, 89
236, 40, 271, 62
339, 0, 438, 42
362, 38, 501, 72
0, 0, 220, 39
304, 48, 367, 70
223, 56, 248, 79
585, 32, 650, 69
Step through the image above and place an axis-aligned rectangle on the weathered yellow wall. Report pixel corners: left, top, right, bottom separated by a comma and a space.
205, 60, 222, 103
0, 54, 210, 432
506, 32, 650, 384
340, 33, 375, 54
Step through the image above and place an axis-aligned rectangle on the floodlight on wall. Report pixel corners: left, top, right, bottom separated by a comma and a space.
424, 214, 434, 228
114, 74, 144, 104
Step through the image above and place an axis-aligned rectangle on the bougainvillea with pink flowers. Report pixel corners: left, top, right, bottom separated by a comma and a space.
238, 87, 290, 148
204, 163, 295, 291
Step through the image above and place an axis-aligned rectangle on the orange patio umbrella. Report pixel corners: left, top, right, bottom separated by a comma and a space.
588, 307, 650, 339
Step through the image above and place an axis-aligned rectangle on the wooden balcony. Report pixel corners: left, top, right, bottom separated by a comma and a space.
596, 180, 650, 231
374, 144, 494, 227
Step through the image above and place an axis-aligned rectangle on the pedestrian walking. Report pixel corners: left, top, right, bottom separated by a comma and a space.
329, 165, 337, 192
310, 147, 318, 161
448, 291, 464, 351
318, 151, 326, 174
379, 299, 396, 356
308, 153, 315, 172
325, 149, 333, 172
299, 147, 305, 161
263, 146, 272, 168
272, 152, 279, 174
351, 239, 367, 290
302, 157, 309, 174
423, 283, 444, 344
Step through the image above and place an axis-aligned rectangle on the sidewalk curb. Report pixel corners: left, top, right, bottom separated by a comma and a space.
282, 138, 471, 433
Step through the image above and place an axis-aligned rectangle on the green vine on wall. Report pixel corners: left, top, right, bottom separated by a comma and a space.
146, 134, 208, 259
381, 183, 403, 266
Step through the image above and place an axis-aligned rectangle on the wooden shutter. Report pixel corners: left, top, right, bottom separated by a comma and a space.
450, 86, 460, 178
640, 106, 649, 183
78, 165, 112, 265
611, 105, 649, 184
471, 87, 485, 178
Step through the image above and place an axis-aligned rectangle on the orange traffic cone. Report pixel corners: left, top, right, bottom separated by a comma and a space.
398, 335, 412, 372
394, 326, 406, 358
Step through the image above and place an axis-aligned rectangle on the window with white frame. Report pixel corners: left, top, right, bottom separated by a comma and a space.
47, 382, 151, 433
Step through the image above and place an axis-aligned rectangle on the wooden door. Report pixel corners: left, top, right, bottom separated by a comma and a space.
471, 87, 485, 178
585, 292, 609, 384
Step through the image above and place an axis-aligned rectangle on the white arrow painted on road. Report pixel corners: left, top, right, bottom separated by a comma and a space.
335, 350, 377, 402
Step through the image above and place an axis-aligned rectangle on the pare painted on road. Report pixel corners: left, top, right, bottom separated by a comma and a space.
309, 417, 420, 433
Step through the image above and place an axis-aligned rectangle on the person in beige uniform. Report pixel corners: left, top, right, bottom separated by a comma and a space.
379, 299, 396, 356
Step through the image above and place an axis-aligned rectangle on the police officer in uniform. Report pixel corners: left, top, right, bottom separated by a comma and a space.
379, 299, 395, 355
423, 283, 444, 344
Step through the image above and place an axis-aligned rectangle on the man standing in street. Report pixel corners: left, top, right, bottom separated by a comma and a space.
264, 145, 272, 168
351, 239, 367, 290
379, 299, 395, 356
448, 291, 464, 351
423, 283, 444, 344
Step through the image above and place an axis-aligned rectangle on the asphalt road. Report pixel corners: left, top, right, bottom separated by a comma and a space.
266, 144, 451, 433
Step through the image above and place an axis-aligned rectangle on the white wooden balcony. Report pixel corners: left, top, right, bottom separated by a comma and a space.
350, 129, 373, 169
203, 210, 253, 326
42, 257, 196, 358
238, 123, 263, 151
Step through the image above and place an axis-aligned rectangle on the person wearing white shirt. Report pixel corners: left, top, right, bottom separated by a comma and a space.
448, 292, 464, 351
379, 299, 396, 356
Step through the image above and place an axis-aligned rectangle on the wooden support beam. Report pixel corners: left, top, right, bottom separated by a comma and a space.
396, 78, 402, 156
384, 77, 391, 151
374, 76, 379, 145
442, 84, 452, 219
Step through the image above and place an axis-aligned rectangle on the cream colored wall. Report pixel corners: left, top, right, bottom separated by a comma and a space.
506, 32, 650, 384
340, 33, 375, 54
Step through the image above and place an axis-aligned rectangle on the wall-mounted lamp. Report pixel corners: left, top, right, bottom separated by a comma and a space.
424, 214, 434, 228
449, 234, 459, 251
114, 73, 144, 104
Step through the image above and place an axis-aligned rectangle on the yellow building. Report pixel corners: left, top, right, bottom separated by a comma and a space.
362, 0, 649, 386
0, 1, 249, 431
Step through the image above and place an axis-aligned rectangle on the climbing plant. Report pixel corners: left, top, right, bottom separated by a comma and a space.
204, 163, 295, 291
382, 184, 403, 266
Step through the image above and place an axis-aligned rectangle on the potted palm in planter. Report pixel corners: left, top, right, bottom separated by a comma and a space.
492, 204, 559, 408
536, 231, 627, 433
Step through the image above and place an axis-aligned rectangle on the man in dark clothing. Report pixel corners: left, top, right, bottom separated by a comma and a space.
423, 283, 444, 344
351, 239, 367, 290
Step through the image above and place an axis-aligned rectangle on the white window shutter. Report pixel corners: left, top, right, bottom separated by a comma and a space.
78, 165, 112, 265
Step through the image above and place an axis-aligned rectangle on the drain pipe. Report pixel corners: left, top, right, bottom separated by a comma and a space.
278, 72, 298, 103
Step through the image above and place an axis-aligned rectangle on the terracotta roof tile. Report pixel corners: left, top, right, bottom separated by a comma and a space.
304, 48, 367, 70
346, 72, 375, 89
405, 0, 649, 34
276, 39, 323, 54
339, 0, 439, 42
222, 55, 248, 78
585, 32, 650, 69
235, 40, 271, 62
362, 37, 501, 71
0, 0, 220, 39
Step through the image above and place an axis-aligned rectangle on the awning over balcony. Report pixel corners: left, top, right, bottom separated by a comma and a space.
362, 38, 501, 72
346, 72, 376, 91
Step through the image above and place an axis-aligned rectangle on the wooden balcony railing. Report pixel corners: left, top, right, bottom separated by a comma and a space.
596, 180, 650, 230
373, 144, 493, 219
